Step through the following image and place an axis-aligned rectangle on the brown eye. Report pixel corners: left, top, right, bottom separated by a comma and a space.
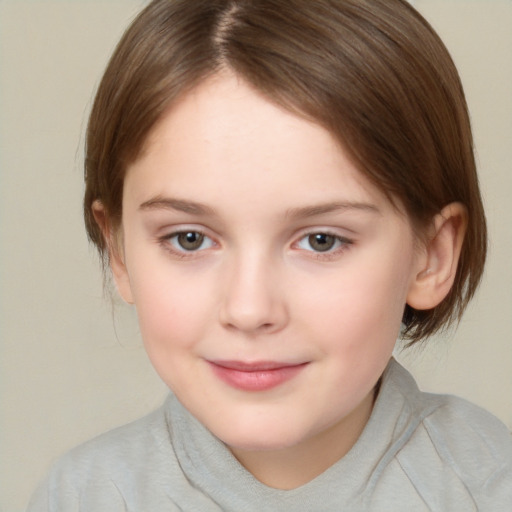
165, 230, 215, 255
307, 233, 336, 252
176, 232, 205, 251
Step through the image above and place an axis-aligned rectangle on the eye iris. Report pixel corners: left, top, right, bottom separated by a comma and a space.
177, 232, 204, 250
309, 233, 335, 252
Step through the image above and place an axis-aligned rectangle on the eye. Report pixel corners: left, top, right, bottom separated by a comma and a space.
296, 232, 351, 253
167, 231, 214, 252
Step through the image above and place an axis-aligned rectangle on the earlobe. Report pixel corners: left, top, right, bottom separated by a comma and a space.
407, 202, 468, 311
92, 201, 134, 304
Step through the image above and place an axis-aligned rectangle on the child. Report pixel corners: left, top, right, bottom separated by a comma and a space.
28, 0, 512, 510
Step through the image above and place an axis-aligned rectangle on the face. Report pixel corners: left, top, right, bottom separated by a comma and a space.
115, 73, 423, 455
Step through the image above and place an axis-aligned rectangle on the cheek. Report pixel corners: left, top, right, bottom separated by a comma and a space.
299, 253, 412, 353
128, 263, 214, 351
129, 269, 217, 393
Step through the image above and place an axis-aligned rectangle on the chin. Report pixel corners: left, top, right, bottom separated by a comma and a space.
213, 421, 312, 453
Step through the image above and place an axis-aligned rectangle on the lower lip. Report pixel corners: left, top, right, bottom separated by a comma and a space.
208, 362, 308, 392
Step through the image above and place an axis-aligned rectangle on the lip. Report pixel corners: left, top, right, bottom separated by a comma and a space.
207, 360, 309, 392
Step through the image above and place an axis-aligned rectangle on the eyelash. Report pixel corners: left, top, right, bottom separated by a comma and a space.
158, 229, 216, 258
294, 231, 353, 261
157, 229, 353, 260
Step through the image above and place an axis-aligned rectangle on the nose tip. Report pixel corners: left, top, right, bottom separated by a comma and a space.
222, 308, 280, 334
219, 263, 288, 335
220, 294, 286, 335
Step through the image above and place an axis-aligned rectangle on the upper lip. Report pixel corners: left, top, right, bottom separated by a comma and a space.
208, 360, 308, 372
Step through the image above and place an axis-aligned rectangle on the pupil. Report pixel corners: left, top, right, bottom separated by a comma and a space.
309, 233, 335, 252
178, 232, 203, 250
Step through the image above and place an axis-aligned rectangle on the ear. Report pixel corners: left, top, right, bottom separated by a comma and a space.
407, 202, 468, 310
92, 200, 134, 304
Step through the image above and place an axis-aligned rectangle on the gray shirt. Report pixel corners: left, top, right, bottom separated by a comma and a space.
27, 359, 512, 511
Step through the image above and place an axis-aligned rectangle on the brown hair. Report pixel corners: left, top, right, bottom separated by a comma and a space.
84, 0, 487, 344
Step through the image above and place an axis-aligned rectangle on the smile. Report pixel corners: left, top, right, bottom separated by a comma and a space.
207, 360, 309, 392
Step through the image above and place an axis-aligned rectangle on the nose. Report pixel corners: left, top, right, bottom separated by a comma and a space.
219, 252, 288, 335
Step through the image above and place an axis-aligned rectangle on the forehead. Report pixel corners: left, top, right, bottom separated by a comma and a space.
125, 72, 398, 217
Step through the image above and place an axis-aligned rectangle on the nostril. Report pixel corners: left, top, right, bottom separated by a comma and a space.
218, 270, 289, 334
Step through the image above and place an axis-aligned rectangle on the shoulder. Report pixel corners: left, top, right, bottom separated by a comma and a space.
422, 394, 512, 487
26, 396, 183, 511
387, 360, 512, 509
57, 398, 173, 477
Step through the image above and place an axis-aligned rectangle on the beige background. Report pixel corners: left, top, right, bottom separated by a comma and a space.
0, 1, 511, 510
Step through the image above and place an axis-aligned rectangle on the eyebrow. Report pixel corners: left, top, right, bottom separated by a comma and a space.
139, 197, 216, 216
139, 196, 380, 219
285, 201, 380, 219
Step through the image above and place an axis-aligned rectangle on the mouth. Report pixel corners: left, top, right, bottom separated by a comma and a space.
207, 360, 309, 392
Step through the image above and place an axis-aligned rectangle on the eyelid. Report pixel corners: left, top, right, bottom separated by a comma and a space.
293, 227, 354, 243
170, 232, 214, 251
157, 225, 219, 257
292, 228, 354, 258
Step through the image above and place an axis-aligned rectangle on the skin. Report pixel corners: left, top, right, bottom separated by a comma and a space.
95, 72, 466, 489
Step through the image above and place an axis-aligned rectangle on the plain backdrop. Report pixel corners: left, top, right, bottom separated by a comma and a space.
1, 1, 511, 510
